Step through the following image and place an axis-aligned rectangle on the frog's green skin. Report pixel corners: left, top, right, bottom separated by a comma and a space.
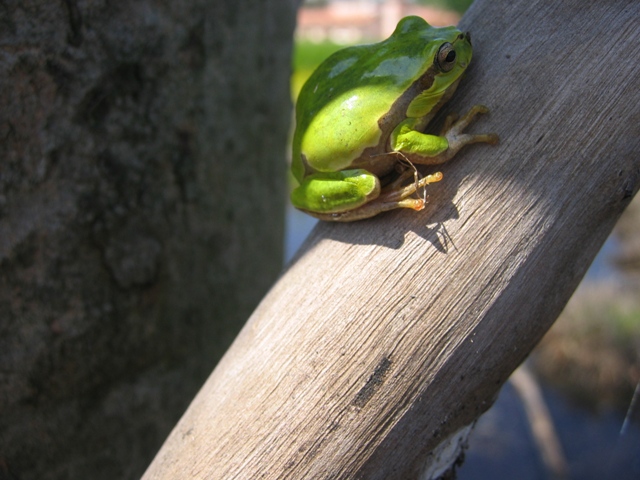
290, 15, 498, 222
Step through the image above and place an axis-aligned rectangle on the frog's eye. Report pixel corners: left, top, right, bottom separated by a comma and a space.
436, 43, 457, 72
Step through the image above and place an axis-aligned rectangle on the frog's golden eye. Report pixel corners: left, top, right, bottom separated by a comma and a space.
436, 43, 456, 72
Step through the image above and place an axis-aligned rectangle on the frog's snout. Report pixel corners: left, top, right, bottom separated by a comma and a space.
455, 32, 471, 46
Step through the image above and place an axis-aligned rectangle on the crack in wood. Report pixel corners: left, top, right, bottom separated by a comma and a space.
352, 356, 392, 408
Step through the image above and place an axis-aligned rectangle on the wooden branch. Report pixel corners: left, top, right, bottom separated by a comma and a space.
511, 365, 568, 479
143, 0, 640, 478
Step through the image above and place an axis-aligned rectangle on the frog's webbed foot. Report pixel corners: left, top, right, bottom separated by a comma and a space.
380, 171, 443, 208
441, 105, 499, 158
374, 168, 443, 212
439, 112, 459, 135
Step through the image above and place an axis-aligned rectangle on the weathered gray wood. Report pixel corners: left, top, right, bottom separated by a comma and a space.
144, 0, 640, 478
0, 1, 294, 479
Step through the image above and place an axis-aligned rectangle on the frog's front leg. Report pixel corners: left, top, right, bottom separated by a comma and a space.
391, 105, 499, 166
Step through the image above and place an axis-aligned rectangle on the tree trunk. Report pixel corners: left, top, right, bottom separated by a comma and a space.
0, 1, 295, 479
143, 0, 640, 478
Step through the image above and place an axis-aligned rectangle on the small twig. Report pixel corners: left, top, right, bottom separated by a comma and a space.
510, 364, 569, 480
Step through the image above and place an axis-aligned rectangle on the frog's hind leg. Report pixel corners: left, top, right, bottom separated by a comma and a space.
303, 171, 443, 222
294, 166, 443, 222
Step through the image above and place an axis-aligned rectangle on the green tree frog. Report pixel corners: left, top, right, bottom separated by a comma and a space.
290, 16, 498, 222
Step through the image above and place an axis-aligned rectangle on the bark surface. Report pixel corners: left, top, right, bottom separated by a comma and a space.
0, 1, 294, 479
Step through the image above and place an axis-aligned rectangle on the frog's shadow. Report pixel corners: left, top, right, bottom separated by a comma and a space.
291, 174, 462, 263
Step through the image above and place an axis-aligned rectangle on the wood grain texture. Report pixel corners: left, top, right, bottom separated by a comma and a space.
144, 0, 640, 478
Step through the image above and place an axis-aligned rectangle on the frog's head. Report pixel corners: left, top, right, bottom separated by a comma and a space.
428, 30, 473, 104
394, 16, 472, 77
393, 16, 474, 118
434, 31, 472, 77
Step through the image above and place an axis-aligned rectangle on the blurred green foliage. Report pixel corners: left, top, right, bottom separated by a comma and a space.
293, 40, 343, 73
292, 41, 344, 98
418, 0, 474, 15
302, 0, 475, 15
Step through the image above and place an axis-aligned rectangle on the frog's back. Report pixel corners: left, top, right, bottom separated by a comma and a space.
292, 17, 453, 179
296, 48, 413, 171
